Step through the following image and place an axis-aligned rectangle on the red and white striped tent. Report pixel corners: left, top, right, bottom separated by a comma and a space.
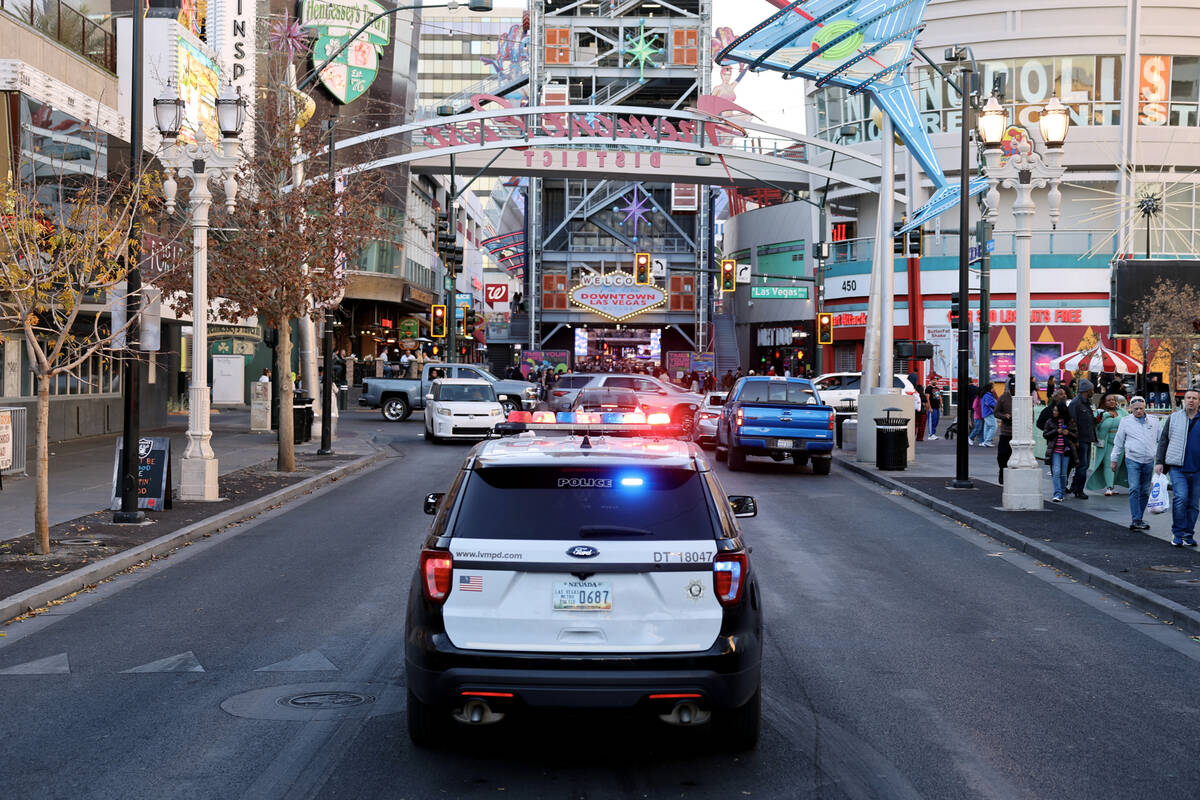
1049, 342, 1142, 374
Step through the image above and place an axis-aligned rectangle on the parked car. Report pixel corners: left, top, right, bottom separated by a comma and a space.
422, 379, 504, 443
692, 391, 728, 448
570, 387, 643, 414
581, 374, 703, 436
812, 372, 919, 409
360, 362, 539, 422
547, 373, 601, 411
716, 376, 835, 473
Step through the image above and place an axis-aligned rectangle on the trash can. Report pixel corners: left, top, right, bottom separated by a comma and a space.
874, 407, 908, 470
337, 385, 349, 411
293, 393, 314, 444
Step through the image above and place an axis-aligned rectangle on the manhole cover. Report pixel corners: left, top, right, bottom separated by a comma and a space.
1148, 565, 1192, 573
279, 691, 374, 709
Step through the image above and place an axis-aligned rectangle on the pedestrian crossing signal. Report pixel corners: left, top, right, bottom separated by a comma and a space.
721, 259, 736, 292
634, 252, 651, 285
431, 305, 447, 338
817, 312, 833, 344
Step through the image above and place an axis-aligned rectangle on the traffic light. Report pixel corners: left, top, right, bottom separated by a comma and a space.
431, 304, 447, 338
720, 259, 736, 292
464, 308, 476, 336
949, 292, 961, 329
436, 210, 452, 256
907, 228, 922, 256
893, 223, 905, 255
634, 252, 651, 285
817, 312, 833, 344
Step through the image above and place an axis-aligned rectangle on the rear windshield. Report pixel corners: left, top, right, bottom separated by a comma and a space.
574, 389, 639, 409
453, 467, 714, 541
438, 385, 496, 402
554, 375, 594, 389
738, 381, 819, 405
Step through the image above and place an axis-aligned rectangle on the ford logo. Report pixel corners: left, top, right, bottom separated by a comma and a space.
566, 545, 600, 559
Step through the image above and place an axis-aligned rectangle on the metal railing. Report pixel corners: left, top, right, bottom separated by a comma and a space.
0, 0, 115, 72
828, 229, 1118, 265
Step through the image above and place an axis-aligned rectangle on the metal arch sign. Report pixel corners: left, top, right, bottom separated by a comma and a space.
570, 273, 666, 322
301, 0, 390, 104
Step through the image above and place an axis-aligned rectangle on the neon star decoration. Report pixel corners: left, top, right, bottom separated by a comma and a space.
268, 11, 312, 58
615, 186, 653, 243
717, 0, 989, 233
623, 21, 663, 83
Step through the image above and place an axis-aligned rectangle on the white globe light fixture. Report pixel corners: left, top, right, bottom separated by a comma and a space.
215, 83, 247, 139
153, 83, 184, 140
1038, 96, 1070, 148
977, 95, 1007, 148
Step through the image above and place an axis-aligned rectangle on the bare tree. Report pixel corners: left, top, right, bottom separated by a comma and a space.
1128, 277, 1200, 388
157, 51, 384, 471
0, 170, 152, 553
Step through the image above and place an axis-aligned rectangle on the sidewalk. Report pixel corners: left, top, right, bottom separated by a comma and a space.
836, 425, 1200, 635
1, 410, 282, 542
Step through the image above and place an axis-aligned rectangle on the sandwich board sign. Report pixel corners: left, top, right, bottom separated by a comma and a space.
110, 437, 173, 511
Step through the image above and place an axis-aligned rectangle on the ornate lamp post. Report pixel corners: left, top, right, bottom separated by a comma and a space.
155, 83, 246, 501
979, 95, 1069, 510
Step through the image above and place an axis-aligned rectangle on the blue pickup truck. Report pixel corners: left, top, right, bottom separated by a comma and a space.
715, 376, 835, 474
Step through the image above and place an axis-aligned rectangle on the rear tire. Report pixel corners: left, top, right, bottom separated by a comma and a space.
382, 397, 411, 422
727, 443, 746, 471
423, 423, 432, 441
813, 457, 832, 475
406, 689, 445, 748
792, 454, 809, 467
500, 398, 517, 417
716, 685, 761, 751
715, 445, 727, 462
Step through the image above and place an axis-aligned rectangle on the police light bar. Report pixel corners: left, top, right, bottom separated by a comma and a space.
495, 410, 681, 437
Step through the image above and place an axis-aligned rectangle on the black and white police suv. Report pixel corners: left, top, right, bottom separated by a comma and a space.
405, 416, 763, 749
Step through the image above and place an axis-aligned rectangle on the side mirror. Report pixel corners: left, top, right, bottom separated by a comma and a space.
425, 393, 434, 401
728, 495, 757, 518
423, 492, 444, 515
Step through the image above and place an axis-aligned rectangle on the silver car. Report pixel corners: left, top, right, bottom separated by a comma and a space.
546, 373, 602, 411
692, 391, 728, 448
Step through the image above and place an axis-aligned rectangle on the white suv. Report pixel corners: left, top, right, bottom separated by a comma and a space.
405, 429, 763, 750
422, 379, 504, 442
812, 372, 919, 408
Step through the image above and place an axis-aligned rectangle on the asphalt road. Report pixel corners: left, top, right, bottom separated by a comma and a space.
2, 412, 1199, 800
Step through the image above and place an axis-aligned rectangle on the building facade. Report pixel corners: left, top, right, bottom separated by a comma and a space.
723, 0, 1200, 386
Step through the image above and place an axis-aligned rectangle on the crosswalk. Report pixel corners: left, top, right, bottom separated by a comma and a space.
0, 649, 342, 675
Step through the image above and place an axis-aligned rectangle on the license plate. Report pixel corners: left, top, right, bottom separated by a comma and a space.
553, 581, 612, 611
776, 439, 793, 448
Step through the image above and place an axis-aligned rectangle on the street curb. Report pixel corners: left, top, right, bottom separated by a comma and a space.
1, 447, 389, 625
836, 456, 1200, 637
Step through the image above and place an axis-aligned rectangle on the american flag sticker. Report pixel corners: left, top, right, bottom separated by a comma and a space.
459, 575, 483, 592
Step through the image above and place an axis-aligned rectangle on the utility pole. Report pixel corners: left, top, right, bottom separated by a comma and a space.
446, 154, 457, 364
115, 0, 145, 524
977, 216, 991, 383
950, 47, 975, 489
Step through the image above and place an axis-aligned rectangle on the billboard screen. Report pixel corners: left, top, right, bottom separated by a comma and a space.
177, 38, 220, 145
1110, 259, 1200, 335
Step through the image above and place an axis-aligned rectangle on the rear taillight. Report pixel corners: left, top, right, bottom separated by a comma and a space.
420, 548, 453, 604
713, 552, 748, 606
828, 412, 835, 430
735, 408, 744, 427
552, 390, 567, 397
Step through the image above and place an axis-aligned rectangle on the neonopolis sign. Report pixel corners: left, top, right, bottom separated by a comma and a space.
416, 94, 749, 152
570, 273, 666, 322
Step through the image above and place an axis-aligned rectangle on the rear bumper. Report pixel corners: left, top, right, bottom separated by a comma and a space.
734, 433, 834, 455
406, 582, 762, 710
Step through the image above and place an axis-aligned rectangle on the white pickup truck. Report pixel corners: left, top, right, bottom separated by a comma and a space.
359, 362, 539, 421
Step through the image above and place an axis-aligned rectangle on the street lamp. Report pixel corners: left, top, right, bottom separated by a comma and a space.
157, 81, 246, 501
980, 95, 1069, 510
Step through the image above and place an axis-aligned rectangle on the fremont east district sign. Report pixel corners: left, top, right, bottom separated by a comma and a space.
570, 273, 666, 322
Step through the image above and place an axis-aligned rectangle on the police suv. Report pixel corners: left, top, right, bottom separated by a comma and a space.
405, 413, 764, 749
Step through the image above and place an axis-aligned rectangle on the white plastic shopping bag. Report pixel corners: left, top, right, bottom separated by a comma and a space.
1147, 473, 1170, 515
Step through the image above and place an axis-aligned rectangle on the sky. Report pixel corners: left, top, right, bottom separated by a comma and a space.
712, 0, 807, 134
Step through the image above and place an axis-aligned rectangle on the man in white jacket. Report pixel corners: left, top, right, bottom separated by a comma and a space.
1111, 396, 1162, 532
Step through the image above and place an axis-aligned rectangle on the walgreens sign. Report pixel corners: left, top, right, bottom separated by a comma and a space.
570, 273, 666, 322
